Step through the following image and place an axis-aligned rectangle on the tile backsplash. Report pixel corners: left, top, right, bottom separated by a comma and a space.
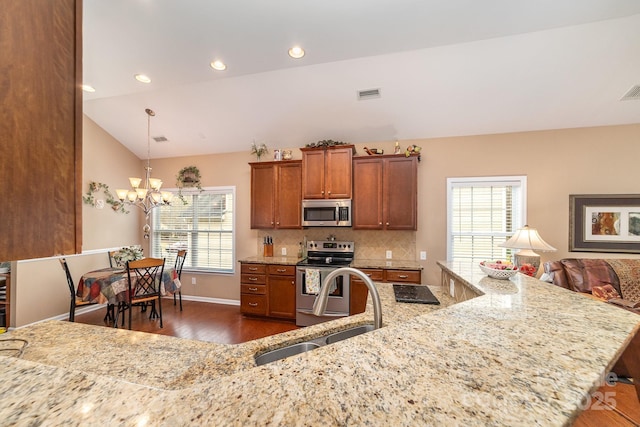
257, 229, 416, 260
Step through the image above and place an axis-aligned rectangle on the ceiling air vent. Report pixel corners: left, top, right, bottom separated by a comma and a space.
620, 85, 640, 101
153, 136, 168, 142
357, 88, 381, 100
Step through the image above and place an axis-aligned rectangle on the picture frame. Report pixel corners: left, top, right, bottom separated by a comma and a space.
569, 194, 640, 253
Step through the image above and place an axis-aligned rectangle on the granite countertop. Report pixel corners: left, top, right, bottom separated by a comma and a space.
240, 255, 302, 265
350, 258, 423, 270
1, 264, 638, 425
240, 256, 423, 270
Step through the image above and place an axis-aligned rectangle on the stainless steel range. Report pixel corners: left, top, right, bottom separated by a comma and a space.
295, 240, 354, 326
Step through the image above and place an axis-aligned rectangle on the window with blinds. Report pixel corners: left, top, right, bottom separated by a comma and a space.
447, 176, 526, 263
150, 187, 235, 273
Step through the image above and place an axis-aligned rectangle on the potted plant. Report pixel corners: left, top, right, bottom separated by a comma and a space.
250, 141, 269, 161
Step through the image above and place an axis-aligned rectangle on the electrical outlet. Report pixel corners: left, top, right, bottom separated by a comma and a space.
192, 277, 196, 285
385, 250, 392, 259
420, 251, 427, 260
281, 247, 287, 256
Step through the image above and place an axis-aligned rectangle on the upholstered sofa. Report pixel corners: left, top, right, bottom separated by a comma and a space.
542, 258, 640, 311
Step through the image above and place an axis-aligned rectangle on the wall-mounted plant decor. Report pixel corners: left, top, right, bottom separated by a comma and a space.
176, 165, 203, 203
82, 181, 129, 213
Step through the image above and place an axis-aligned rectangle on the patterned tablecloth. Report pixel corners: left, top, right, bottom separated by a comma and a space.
77, 267, 181, 305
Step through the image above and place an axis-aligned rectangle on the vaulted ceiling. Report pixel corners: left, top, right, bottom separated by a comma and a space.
82, 0, 640, 159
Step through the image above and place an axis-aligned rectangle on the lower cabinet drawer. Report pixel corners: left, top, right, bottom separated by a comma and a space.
241, 284, 266, 295
385, 269, 421, 283
241, 294, 267, 315
241, 274, 266, 285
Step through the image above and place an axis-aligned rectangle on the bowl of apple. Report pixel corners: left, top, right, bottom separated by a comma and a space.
479, 261, 519, 280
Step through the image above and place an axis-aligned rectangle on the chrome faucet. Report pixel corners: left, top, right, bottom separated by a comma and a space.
312, 267, 382, 329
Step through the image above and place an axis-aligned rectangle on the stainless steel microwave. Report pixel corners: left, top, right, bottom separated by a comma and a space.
302, 199, 352, 227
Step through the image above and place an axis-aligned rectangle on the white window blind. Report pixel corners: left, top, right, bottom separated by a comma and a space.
151, 187, 235, 273
447, 176, 526, 263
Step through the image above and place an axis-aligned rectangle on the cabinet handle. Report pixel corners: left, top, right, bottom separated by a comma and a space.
379, 222, 382, 225
328, 191, 331, 195
248, 267, 258, 271
276, 222, 280, 225
386, 222, 390, 226
398, 275, 408, 279
248, 302, 258, 307
321, 190, 325, 195
366, 273, 372, 277
276, 268, 286, 273
248, 277, 258, 281
248, 287, 258, 291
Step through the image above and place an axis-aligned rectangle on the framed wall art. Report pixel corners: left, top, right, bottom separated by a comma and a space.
569, 194, 640, 253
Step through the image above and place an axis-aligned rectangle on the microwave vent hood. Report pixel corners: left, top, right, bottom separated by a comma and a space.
302, 199, 352, 227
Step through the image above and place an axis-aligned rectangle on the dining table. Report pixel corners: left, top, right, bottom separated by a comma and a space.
76, 266, 182, 306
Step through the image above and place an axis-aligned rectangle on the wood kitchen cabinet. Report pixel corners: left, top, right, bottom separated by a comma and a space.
250, 161, 302, 229
350, 268, 422, 315
350, 269, 383, 315
267, 265, 296, 319
240, 262, 296, 320
301, 145, 354, 199
240, 263, 267, 316
1, 0, 83, 260
352, 155, 418, 230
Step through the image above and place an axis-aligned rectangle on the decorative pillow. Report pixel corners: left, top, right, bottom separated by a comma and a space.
560, 259, 621, 294
591, 284, 621, 301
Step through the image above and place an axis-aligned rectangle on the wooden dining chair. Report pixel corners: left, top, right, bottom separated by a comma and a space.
173, 250, 187, 311
59, 258, 113, 322
108, 251, 117, 268
114, 257, 165, 329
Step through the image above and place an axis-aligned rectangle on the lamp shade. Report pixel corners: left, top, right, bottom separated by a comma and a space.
499, 225, 557, 252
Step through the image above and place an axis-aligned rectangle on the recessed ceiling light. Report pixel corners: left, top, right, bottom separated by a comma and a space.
134, 74, 152, 83
81, 84, 96, 93
210, 60, 226, 71
288, 46, 305, 59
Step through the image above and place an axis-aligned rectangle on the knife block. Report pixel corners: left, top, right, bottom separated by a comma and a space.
263, 244, 273, 257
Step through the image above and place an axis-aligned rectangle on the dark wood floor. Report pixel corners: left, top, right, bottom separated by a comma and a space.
73, 299, 639, 426
73, 298, 299, 344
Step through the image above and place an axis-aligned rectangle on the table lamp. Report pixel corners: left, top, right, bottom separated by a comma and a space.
499, 225, 557, 276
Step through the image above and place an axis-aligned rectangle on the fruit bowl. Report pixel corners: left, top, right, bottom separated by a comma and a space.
479, 262, 519, 280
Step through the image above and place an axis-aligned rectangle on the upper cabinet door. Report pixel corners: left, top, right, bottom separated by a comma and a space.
301, 150, 326, 199
301, 146, 353, 199
352, 158, 384, 229
0, 0, 83, 260
383, 156, 418, 230
325, 147, 353, 199
275, 162, 302, 229
250, 164, 276, 229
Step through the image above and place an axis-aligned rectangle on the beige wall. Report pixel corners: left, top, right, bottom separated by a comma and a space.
10, 120, 640, 327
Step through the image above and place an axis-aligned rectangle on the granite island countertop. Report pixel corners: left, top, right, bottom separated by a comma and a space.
1, 265, 639, 426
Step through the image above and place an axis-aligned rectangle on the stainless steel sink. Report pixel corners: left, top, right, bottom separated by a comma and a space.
323, 324, 375, 344
254, 324, 376, 366
255, 342, 321, 366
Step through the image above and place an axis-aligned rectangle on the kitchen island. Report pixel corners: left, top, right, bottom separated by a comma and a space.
0, 263, 638, 425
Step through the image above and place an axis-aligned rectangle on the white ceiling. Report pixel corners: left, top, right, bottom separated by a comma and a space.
82, 0, 640, 159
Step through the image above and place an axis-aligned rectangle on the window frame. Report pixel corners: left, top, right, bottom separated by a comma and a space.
446, 175, 527, 262
150, 186, 236, 274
